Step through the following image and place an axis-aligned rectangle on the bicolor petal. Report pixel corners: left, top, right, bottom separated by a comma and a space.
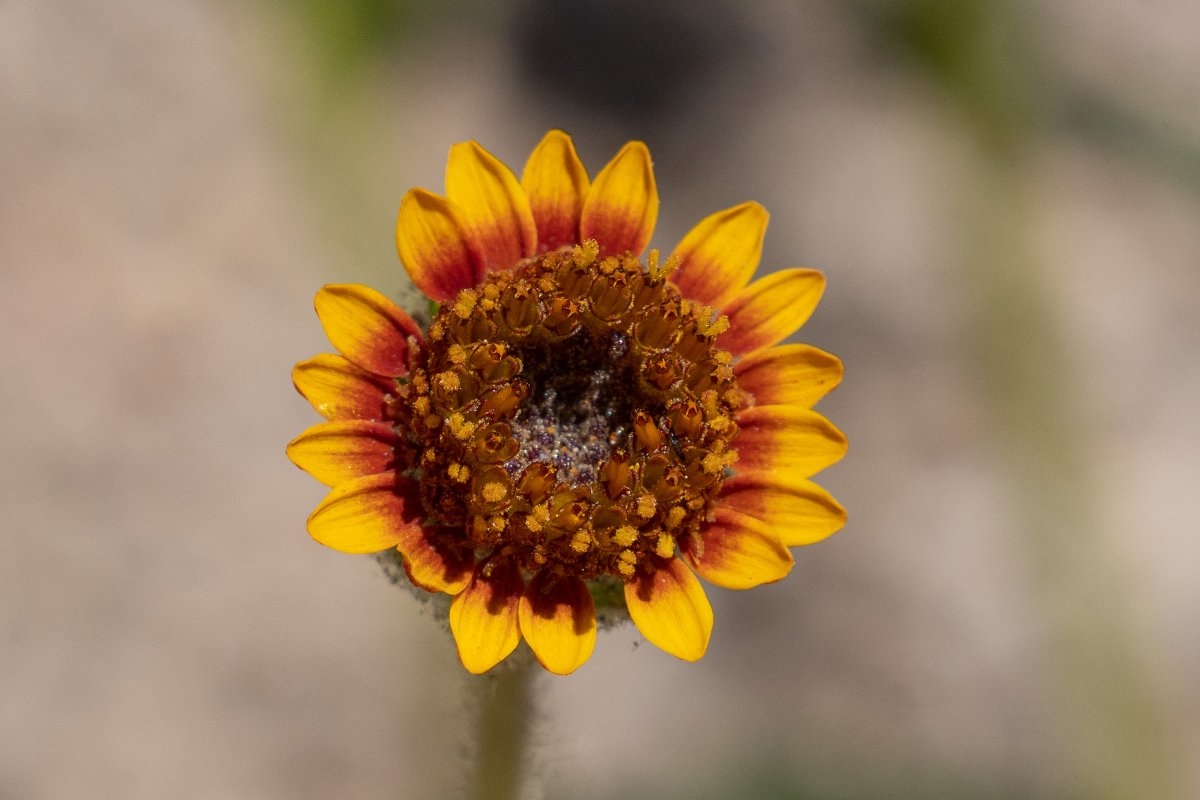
314, 284, 422, 377
580, 141, 658, 257
521, 130, 589, 252
292, 353, 392, 421
397, 188, 484, 302
397, 524, 474, 596
719, 473, 846, 546
685, 507, 793, 589
286, 420, 397, 487
445, 140, 538, 272
449, 559, 524, 674
307, 473, 424, 555
624, 558, 713, 661
669, 201, 767, 309
734, 343, 843, 409
518, 572, 596, 675
733, 405, 848, 477
719, 268, 826, 356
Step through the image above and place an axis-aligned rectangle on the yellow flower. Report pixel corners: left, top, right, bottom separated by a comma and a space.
288, 132, 847, 675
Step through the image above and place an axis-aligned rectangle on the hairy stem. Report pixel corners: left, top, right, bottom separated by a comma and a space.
469, 650, 537, 800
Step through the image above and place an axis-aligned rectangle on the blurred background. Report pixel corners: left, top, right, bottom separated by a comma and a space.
3, 0, 1199, 797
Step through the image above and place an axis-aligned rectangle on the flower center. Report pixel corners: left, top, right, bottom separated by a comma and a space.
398, 242, 748, 581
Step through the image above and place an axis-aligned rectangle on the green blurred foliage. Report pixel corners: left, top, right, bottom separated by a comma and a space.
281, 0, 418, 78
860, 0, 1040, 158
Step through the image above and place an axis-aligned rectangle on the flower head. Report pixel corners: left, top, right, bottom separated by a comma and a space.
288, 132, 847, 675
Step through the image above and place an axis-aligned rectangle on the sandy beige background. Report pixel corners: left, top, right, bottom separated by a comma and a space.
3, 1, 1198, 798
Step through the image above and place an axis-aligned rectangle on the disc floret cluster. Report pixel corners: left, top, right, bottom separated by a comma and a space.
403, 240, 746, 588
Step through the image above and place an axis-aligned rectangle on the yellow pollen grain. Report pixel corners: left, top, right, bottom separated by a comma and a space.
666, 506, 687, 530
447, 412, 477, 441
613, 525, 638, 547
655, 533, 676, 559
481, 481, 508, 504
651, 251, 680, 280
709, 415, 731, 434
618, 549, 638, 572
715, 351, 732, 365
701, 390, 720, 417
702, 452, 724, 475
453, 290, 478, 319
423, 414, 442, 429
447, 344, 467, 365
483, 284, 501, 301
437, 371, 462, 392
636, 493, 657, 519
413, 396, 430, 416
525, 504, 549, 533
578, 239, 600, 264
570, 530, 593, 553
488, 515, 506, 532
480, 298, 496, 312
707, 315, 730, 336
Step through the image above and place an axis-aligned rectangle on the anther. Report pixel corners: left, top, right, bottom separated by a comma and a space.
644, 353, 681, 391
474, 422, 519, 464
542, 297, 582, 338
601, 450, 631, 499
480, 381, 528, 417
633, 410, 663, 450
518, 462, 556, 503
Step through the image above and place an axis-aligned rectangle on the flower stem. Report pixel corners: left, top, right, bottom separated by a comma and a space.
469, 650, 536, 800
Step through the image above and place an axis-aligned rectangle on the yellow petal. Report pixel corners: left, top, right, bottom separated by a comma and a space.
733, 405, 848, 478
307, 473, 424, 554
685, 507, 793, 589
445, 140, 537, 272
733, 343, 843, 409
449, 559, 524, 674
292, 353, 392, 421
624, 558, 713, 661
718, 268, 826, 356
521, 130, 589, 252
669, 201, 767, 309
313, 284, 422, 377
287, 420, 397, 487
396, 188, 483, 302
580, 141, 658, 257
518, 572, 596, 675
719, 473, 847, 546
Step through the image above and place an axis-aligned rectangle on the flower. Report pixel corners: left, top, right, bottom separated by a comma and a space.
288, 131, 847, 675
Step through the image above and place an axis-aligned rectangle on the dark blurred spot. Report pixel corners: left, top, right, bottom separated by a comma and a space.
511, 0, 750, 120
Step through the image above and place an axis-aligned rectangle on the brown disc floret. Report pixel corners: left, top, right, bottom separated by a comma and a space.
393, 241, 750, 582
